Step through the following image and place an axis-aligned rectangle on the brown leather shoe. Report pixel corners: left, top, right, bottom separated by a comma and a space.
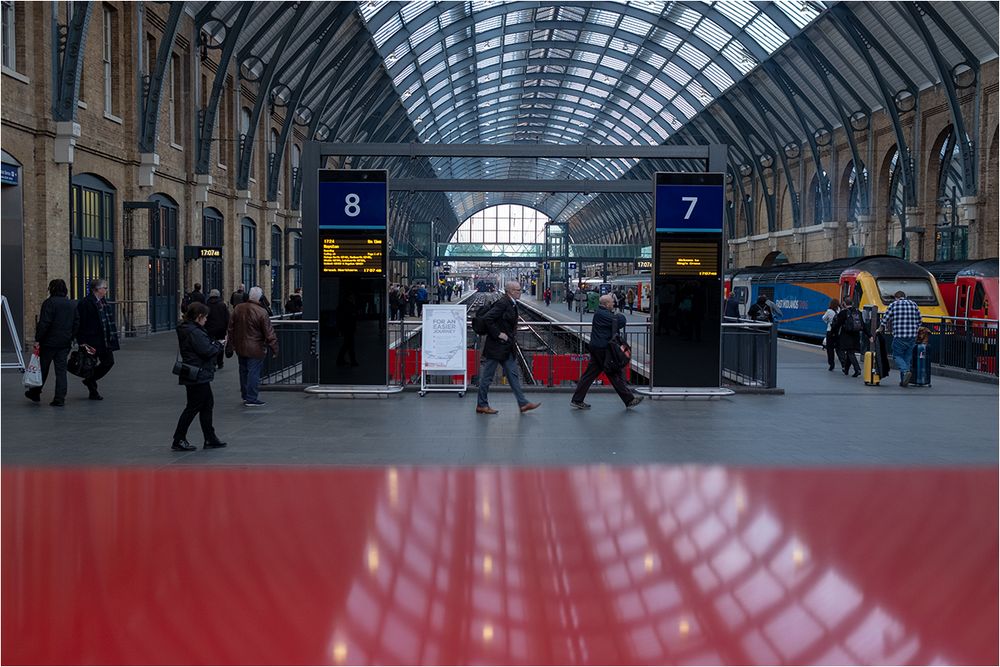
476, 406, 498, 414
519, 402, 541, 413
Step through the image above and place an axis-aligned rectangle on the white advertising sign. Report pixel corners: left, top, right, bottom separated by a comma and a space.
421, 305, 467, 372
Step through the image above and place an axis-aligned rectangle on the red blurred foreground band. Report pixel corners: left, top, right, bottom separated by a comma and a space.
2, 466, 997, 665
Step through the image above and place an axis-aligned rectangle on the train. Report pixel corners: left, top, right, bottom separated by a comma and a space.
918, 259, 998, 320
728, 255, 951, 340
576, 275, 652, 312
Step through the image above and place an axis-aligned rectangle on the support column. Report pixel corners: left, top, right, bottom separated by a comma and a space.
853, 215, 872, 255
235, 189, 251, 217
139, 153, 160, 188
53, 122, 81, 164
905, 206, 926, 260
959, 195, 979, 258
195, 174, 212, 203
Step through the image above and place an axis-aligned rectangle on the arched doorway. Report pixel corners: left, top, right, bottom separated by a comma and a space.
148, 193, 179, 331
71, 173, 116, 301
1, 149, 24, 345
202, 207, 224, 294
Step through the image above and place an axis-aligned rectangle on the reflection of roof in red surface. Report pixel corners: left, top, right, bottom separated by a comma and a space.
2, 466, 996, 665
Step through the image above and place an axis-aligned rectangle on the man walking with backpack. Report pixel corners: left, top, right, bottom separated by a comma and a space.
473, 281, 540, 415
831, 297, 864, 377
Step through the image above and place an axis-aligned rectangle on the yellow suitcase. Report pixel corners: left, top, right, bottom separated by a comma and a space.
863, 350, 880, 386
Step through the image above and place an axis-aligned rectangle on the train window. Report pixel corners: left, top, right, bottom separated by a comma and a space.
734, 286, 748, 304
855, 282, 863, 306
876, 278, 938, 306
972, 283, 985, 311
840, 282, 851, 304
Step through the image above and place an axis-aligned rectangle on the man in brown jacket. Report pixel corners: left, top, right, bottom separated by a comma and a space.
226, 286, 279, 406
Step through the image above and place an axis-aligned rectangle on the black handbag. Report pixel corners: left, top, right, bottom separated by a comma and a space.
67, 346, 98, 378
604, 319, 631, 372
172, 355, 204, 382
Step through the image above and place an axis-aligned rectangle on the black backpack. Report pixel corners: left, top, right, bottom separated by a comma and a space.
843, 308, 863, 333
471, 301, 496, 335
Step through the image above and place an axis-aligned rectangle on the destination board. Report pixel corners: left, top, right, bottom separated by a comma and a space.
657, 241, 719, 277
321, 236, 384, 274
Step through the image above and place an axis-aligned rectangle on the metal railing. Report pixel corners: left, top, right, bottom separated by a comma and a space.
910, 316, 998, 376
107, 300, 150, 340
260, 319, 318, 385
721, 319, 779, 389
260, 317, 779, 389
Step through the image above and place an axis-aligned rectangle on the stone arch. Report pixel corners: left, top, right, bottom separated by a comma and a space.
761, 250, 789, 267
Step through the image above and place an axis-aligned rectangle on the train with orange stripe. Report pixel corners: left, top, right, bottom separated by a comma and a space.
727, 256, 951, 340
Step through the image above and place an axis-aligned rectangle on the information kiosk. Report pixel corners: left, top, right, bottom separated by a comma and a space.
649, 172, 731, 395
312, 169, 394, 392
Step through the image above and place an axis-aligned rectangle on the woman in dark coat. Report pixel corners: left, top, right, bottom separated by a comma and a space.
172, 302, 227, 451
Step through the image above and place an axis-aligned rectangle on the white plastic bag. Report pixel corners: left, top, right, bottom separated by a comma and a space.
23, 344, 42, 388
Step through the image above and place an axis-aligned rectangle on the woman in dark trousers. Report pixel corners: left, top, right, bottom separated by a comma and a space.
172, 302, 227, 451
25, 279, 79, 406
570, 293, 644, 410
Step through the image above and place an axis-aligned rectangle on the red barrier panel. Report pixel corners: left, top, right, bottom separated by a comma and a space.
531, 353, 629, 386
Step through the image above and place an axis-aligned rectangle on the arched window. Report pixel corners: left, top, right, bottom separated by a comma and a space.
70, 173, 116, 301
290, 231, 302, 290
270, 225, 282, 312
270, 128, 282, 194
241, 107, 254, 178
241, 217, 257, 289
202, 207, 224, 294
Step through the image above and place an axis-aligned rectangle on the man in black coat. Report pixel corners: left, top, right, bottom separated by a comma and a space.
571, 294, 643, 410
475, 281, 540, 415
204, 289, 230, 369
230, 283, 248, 308
25, 278, 79, 406
76, 278, 120, 400
831, 297, 864, 377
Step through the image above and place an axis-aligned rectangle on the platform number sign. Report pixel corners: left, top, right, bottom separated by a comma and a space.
654, 173, 724, 233
318, 170, 388, 230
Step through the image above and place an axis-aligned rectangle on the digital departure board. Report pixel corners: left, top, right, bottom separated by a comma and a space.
320, 236, 384, 274
657, 242, 719, 277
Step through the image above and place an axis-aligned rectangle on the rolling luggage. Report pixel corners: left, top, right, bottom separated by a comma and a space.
863, 350, 880, 386
910, 343, 931, 387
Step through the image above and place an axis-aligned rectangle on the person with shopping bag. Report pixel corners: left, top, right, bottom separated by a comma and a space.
24, 279, 79, 407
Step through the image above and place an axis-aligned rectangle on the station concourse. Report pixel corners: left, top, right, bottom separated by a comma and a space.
2, 1, 998, 665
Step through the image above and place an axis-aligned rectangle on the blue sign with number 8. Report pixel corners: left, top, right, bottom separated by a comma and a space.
319, 181, 387, 229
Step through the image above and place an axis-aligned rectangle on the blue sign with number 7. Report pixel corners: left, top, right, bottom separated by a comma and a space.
318, 181, 387, 229
654, 182, 724, 233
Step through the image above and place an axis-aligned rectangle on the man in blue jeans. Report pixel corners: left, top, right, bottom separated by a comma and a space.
476, 281, 541, 415
875, 290, 922, 387
226, 286, 279, 406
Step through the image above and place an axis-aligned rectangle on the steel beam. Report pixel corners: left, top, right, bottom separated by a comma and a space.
138, 2, 184, 153
315, 143, 718, 161
52, 1, 92, 122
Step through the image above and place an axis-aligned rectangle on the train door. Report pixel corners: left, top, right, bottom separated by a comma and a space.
955, 278, 972, 318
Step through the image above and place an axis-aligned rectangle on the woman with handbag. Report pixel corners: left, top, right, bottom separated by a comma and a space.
172, 302, 227, 452
570, 293, 643, 410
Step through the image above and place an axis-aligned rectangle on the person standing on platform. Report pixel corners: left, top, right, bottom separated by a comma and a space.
284, 289, 303, 318
205, 289, 230, 369
230, 283, 248, 307
171, 302, 227, 451
476, 281, 540, 415
724, 291, 740, 319
747, 295, 773, 322
76, 278, 119, 400
831, 297, 863, 377
447, 283, 454, 302
24, 279, 78, 407
566, 286, 575, 311
571, 294, 644, 410
822, 298, 840, 371
544, 287, 552, 307
416, 284, 428, 317
627, 288, 636, 314
875, 290, 923, 387
227, 286, 279, 407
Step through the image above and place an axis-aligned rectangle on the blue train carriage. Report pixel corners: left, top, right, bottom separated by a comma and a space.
730, 256, 949, 341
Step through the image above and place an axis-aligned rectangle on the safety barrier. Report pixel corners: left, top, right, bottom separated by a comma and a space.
910, 316, 998, 377
721, 319, 779, 389
262, 318, 778, 389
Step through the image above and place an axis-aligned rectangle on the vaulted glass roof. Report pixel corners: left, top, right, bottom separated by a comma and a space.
360, 1, 824, 169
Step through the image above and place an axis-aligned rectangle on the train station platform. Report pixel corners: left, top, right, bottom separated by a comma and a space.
2, 328, 997, 665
